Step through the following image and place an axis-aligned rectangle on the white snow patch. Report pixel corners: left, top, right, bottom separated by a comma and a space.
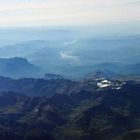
97, 79, 111, 88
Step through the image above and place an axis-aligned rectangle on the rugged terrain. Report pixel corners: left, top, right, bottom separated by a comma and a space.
0, 73, 139, 140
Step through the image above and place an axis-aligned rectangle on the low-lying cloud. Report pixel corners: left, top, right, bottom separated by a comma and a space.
63, 40, 77, 46
60, 51, 81, 65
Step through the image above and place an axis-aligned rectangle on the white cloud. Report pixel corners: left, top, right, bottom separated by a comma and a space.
60, 51, 81, 65
63, 40, 77, 46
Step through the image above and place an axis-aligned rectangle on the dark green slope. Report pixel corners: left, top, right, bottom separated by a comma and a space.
0, 79, 139, 140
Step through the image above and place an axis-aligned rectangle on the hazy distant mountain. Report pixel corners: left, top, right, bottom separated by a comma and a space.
93, 63, 140, 76
0, 57, 43, 78
85, 70, 118, 80
0, 36, 139, 79
0, 40, 47, 58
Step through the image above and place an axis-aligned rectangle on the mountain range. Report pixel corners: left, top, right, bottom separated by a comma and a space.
0, 74, 139, 140
0, 36, 139, 78
1, 56, 140, 80
0, 34, 139, 140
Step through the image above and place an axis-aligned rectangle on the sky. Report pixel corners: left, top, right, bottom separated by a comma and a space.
0, 0, 139, 27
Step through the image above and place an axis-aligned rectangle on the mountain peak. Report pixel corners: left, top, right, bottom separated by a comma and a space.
0, 57, 44, 78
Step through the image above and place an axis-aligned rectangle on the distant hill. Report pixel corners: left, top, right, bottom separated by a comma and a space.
0, 40, 48, 58
90, 63, 140, 77
0, 57, 44, 78
84, 70, 118, 80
